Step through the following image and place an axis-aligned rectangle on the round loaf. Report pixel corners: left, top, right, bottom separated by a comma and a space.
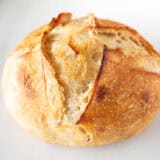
2, 13, 160, 146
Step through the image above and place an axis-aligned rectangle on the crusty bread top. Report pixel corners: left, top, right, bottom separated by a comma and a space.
2, 13, 160, 146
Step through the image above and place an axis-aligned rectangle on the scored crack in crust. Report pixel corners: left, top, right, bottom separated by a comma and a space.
2, 13, 160, 146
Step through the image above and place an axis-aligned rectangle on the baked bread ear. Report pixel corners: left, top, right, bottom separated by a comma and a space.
2, 13, 160, 146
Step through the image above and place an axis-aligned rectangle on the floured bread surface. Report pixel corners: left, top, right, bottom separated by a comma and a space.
2, 13, 160, 146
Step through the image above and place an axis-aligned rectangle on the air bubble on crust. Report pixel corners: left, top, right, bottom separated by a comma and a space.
79, 126, 91, 143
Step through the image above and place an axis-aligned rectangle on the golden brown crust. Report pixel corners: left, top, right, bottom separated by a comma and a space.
78, 48, 160, 145
95, 18, 158, 56
2, 13, 160, 146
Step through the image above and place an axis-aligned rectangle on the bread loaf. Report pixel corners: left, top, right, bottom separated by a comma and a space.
2, 13, 160, 146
